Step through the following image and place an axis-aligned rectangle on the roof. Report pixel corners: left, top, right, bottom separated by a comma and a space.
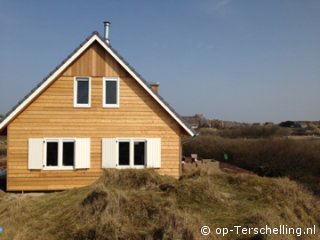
0, 32, 195, 136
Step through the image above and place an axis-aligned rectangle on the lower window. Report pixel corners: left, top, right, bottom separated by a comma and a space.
119, 141, 130, 166
134, 141, 145, 166
28, 138, 91, 170
63, 141, 75, 166
118, 140, 146, 167
46, 141, 58, 166
45, 139, 75, 169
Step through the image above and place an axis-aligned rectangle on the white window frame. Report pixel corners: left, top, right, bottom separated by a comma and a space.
44, 139, 59, 168
61, 139, 76, 167
102, 77, 120, 108
43, 138, 76, 170
116, 138, 146, 169
74, 76, 91, 108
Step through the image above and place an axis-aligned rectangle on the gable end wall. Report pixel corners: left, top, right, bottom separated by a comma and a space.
7, 42, 182, 191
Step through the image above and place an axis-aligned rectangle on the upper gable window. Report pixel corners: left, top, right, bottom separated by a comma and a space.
74, 77, 91, 107
103, 77, 119, 108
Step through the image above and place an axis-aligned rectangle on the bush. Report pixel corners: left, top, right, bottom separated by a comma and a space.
0, 148, 6, 156
218, 125, 290, 138
184, 136, 320, 194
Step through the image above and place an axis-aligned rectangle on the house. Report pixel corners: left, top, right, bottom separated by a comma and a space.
0, 23, 195, 191
182, 114, 210, 129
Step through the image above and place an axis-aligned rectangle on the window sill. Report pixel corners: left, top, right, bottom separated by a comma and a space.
103, 104, 120, 108
116, 166, 145, 169
74, 104, 91, 108
43, 166, 75, 171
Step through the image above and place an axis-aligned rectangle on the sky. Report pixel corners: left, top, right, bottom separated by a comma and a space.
0, 0, 319, 123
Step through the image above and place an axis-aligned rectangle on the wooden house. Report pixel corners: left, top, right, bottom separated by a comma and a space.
0, 24, 195, 191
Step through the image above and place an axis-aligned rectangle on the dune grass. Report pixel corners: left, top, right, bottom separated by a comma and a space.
0, 165, 319, 239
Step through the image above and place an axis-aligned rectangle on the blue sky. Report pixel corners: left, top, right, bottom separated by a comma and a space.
0, 0, 319, 123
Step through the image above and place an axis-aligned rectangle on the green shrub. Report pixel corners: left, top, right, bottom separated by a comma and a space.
184, 136, 320, 194
218, 125, 290, 138
0, 148, 6, 156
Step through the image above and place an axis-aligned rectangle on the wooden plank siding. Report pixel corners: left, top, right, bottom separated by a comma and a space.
7, 41, 183, 191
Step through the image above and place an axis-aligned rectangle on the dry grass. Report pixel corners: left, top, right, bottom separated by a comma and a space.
181, 164, 320, 239
0, 170, 204, 240
0, 166, 319, 239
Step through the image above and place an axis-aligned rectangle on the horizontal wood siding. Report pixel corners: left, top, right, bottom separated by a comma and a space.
7, 41, 182, 191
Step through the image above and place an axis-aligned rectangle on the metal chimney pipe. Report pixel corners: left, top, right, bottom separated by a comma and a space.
150, 82, 160, 94
104, 21, 111, 44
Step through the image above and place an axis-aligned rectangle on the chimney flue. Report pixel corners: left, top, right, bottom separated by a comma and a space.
104, 21, 111, 44
150, 82, 160, 94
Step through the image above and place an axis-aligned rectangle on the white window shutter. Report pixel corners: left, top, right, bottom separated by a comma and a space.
75, 138, 91, 169
146, 138, 161, 168
28, 138, 44, 170
102, 138, 117, 168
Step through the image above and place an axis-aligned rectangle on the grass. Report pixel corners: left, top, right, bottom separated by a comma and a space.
0, 165, 319, 239
180, 164, 320, 239
0, 170, 201, 240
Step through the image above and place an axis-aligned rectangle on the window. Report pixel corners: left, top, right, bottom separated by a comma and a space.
117, 139, 146, 168
102, 138, 160, 169
103, 77, 119, 107
74, 77, 91, 107
28, 138, 91, 170
119, 141, 130, 166
46, 141, 58, 166
134, 141, 145, 166
63, 141, 75, 166
45, 139, 75, 169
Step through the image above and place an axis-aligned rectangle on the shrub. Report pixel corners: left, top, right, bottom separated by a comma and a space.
218, 125, 290, 138
0, 148, 6, 156
184, 135, 320, 194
